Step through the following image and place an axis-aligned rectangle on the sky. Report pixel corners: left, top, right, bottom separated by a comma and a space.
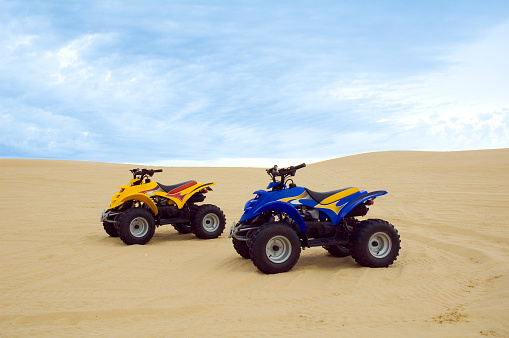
1, 0, 508, 167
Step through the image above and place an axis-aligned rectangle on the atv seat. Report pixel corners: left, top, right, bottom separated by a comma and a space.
305, 187, 353, 203
157, 180, 196, 194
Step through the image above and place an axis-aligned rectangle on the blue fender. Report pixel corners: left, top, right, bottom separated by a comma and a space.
337, 190, 387, 222
253, 201, 306, 232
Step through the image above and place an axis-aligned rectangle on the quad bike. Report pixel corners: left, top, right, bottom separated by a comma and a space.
229, 164, 400, 274
101, 168, 226, 245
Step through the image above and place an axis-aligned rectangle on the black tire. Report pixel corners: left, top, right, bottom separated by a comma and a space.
191, 204, 226, 239
349, 219, 400, 267
233, 238, 250, 259
117, 208, 156, 245
173, 223, 192, 234
103, 221, 119, 237
248, 222, 301, 274
324, 245, 350, 257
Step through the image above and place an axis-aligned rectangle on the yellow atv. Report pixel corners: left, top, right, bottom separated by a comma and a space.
100, 168, 226, 245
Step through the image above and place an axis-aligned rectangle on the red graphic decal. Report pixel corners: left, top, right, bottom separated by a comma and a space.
166, 181, 198, 201
140, 187, 159, 194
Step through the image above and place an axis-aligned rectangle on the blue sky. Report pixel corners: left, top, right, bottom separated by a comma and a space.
1, 1, 508, 166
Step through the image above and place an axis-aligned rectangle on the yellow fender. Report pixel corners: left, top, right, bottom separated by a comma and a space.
120, 193, 158, 215
109, 181, 160, 215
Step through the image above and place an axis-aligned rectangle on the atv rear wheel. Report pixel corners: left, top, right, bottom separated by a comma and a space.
324, 245, 350, 257
117, 208, 156, 245
233, 238, 250, 259
103, 221, 119, 237
173, 223, 192, 234
191, 204, 226, 239
349, 219, 400, 267
248, 222, 301, 274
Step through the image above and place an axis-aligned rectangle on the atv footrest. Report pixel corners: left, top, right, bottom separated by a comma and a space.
306, 237, 349, 248
159, 217, 190, 225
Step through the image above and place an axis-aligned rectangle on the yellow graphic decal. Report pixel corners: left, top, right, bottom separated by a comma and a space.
315, 201, 345, 214
320, 188, 359, 205
314, 188, 360, 215
278, 191, 309, 203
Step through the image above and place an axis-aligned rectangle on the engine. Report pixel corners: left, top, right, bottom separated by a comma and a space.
304, 221, 336, 238
151, 196, 180, 219
298, 206, 320, 221
152, 196, 168, 207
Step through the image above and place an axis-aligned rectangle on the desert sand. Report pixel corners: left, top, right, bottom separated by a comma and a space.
1, 149, 508, 337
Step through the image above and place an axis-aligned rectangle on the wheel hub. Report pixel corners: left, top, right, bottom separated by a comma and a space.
265, 236, 291, 264
368, 232, 392, 258
202, 213, 220, 232
130, 217, 149, 237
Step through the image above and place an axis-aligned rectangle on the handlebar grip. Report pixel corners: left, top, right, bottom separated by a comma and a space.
293, 163, 306, 170
147, 169, 163, 176
266, 165, 278, 176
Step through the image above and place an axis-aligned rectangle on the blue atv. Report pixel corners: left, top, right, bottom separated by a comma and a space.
229, 164, 400, 274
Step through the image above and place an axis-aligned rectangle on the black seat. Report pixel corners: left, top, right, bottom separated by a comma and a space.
157, 180, 195, 193
305, 187, 353, 203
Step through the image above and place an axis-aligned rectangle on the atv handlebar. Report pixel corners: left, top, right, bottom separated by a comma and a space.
293, 163, 306, 170
266, 163, 306, 178
266, 165, 279, 177
130, 168, 163, 177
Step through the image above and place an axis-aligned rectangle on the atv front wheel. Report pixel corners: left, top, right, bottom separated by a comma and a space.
103, 221, 119, 237
349, 219, 400, 267
248, 222, 301, 274
117, 208, 156, 245
233, 238, 250, 259
191, 204, 226, 239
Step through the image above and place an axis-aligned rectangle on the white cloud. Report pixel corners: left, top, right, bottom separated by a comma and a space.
1, 2, 508, 164
325, 20, 509, 150
0, 101, 98, 156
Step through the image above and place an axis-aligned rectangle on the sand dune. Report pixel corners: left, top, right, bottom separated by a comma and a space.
1, 149, 508, 336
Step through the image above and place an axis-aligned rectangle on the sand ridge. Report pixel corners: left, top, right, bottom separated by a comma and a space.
0, 149, 508, 336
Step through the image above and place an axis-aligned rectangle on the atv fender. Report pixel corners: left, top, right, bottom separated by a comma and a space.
165, 182, 216, 209
337, 190, 387, 221
253, 201, 306, 232
113, 193, 158, 215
